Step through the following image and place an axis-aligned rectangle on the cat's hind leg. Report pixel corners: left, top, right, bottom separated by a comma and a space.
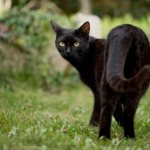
99, 81, 120, 139
113, 95, 127, 127
122, 93, 140, 138
123, 80, 150, 138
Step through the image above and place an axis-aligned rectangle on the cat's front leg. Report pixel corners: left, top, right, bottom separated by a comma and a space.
89, 92, 101, 126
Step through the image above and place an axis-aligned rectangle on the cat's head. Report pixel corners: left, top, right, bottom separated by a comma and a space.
51, 20, 90, 62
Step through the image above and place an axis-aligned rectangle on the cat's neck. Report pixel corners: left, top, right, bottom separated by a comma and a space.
69, 54, 93, 73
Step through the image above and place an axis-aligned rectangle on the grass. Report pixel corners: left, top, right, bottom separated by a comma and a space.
0, 84, 150, 150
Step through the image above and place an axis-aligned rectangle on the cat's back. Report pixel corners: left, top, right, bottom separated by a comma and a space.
107, 24, 150, 63
108, 24, 148, 41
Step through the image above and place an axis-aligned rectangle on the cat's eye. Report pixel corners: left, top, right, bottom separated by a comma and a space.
59, 42, 65, 47
74, 42, 80, 47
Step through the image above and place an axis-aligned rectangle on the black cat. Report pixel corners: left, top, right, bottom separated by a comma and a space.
51, 21, 150, 139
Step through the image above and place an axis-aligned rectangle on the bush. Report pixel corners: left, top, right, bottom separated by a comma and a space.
0, 8, 78, 92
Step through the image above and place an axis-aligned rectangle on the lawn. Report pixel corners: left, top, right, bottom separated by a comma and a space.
0, 83, 150, 150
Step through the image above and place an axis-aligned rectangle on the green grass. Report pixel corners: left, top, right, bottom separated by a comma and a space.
0, 84, 150, 150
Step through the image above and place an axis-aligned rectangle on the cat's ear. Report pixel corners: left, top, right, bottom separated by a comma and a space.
78, 21, 90, 35
75, 21, 90, 38
51, 20, 63, 34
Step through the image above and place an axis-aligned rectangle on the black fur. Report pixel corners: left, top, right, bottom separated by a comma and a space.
51, 21, 150, 139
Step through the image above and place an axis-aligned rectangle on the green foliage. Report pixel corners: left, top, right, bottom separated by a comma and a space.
102, 15, 150, 39
40, 65, 79, 93
12, 0, 31, 8
1, 8, 51, 50
52, 0, 79, 14
51, 0, 150, 18
0, 85, 150, 150
0, 8, 74, 50
1, 9, 150, 93
0, 8, 77, 92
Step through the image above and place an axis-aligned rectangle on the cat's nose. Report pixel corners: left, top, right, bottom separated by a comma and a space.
66, 48, 71, 54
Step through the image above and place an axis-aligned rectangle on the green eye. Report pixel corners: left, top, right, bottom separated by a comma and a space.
74, 42, 80, 47
59, 42, 65, 47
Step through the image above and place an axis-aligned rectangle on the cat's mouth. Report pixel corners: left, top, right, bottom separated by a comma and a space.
61, 51, 72, 58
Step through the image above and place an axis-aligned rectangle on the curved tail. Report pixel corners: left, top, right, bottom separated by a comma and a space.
106, 36, 150, 93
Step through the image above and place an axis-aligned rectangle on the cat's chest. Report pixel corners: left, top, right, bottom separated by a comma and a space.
79, 72, 96, 90
79, 66, 102, 91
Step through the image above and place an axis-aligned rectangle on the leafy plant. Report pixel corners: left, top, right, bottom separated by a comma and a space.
0, 8, 76, 92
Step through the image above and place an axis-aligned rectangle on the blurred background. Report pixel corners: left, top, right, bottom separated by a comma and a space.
0, 0, 150, 93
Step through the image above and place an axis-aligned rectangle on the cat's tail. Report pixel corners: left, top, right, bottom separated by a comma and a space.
106, 35, 150, 93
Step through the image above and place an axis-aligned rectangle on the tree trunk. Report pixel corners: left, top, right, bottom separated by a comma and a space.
0, 0, 12, 12
79, 0, 91, 14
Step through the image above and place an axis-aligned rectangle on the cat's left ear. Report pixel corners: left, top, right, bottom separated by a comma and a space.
51, 20, 63, 34
78, 21, 90, 35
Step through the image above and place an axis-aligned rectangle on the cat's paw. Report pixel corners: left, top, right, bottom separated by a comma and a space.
89, 116, 100, 127
89, 120, 100, 127
89, 112, 100, 127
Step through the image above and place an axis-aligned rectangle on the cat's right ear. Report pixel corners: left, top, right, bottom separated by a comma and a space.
51, 20, 63, 34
